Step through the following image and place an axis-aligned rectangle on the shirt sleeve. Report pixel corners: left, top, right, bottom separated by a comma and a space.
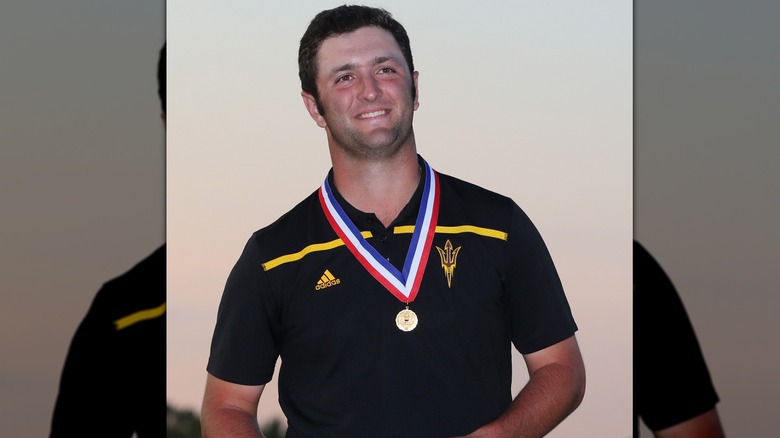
505, 203, 578, 354
207, 235, 281, 385
634, 241, 720, 431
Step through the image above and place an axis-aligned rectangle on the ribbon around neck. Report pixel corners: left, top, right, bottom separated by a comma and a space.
318, 160, 440, 303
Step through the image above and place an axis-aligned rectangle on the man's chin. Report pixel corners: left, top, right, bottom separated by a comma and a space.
352, 130, 400, 150
345, 139, 404, 160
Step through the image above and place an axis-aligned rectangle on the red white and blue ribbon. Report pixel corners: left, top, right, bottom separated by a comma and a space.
318, 160, 440, 303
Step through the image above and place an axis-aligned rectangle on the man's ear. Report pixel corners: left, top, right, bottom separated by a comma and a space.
413, 71, 420, 111
302, 91, 327, 128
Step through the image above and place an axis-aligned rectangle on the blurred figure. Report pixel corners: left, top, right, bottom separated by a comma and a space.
634, 240, 725, 437
50, 44, 166, 437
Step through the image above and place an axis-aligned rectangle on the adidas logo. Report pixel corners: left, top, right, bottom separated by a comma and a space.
315, 269, 341, 290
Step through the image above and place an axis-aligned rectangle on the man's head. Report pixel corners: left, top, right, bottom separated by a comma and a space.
298, 5, 415, 115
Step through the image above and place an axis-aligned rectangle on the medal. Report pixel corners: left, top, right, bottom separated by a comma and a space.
319, 159, 440, 331
395, 307, 418, 331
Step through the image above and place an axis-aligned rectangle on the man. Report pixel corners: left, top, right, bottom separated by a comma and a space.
202, 6, 584, 437
634, 241, 725, 437
50, 44, 166, 437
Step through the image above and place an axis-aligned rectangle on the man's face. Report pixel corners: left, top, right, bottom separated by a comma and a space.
302, 26, 419, 160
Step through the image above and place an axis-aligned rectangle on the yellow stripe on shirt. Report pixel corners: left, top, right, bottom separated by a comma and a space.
114, 303, 166, 331
263, 231, 374, 271
263, 226, 506, 272
394, 225, 508, 241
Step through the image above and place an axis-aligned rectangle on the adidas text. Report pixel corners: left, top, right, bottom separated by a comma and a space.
315, 278, 340, 290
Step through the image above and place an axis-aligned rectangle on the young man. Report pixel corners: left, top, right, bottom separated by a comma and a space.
202, 6, 584, 437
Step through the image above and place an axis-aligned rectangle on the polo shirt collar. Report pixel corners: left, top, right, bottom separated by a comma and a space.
325, 155, 426, 230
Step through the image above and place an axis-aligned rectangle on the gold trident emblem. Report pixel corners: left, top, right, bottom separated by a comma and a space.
436, 239, 461, 288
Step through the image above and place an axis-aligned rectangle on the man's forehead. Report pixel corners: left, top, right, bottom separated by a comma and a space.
317, 26, 404, 68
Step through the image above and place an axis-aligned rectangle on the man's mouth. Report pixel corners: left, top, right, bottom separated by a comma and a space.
357, 109, 388, 119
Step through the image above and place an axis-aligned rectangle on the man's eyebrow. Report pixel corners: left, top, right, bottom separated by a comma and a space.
330, 63, 356, 76
372, 56, 404, 66
328, 56, 402, 76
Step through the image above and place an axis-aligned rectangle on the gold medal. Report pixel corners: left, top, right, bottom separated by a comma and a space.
395, 307, 418, 332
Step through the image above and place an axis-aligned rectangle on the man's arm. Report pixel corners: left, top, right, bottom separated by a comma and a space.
654, 408, 725, 438
201, 373, 266, 438
460, 335, 586, 438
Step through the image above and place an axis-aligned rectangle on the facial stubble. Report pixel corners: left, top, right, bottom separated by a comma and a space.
319, 85, 416, 161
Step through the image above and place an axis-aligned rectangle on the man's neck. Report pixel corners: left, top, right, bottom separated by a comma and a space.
331, 148, 421, 228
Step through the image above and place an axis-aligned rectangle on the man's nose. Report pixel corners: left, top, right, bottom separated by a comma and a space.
359, 75, 381, 101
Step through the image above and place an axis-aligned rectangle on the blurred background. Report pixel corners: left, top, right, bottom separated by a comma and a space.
1, 1, 164, 436
635, 0, 780, 436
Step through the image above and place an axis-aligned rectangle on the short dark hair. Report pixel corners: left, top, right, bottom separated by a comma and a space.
157, 43, 166, 112
298, 5, 415, 113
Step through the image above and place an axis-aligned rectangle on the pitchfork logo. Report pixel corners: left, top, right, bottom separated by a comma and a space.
436, 239, 461, 288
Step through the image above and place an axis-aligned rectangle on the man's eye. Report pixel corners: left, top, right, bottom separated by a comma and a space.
336, 75, 353, 83
378, 67, 395, 74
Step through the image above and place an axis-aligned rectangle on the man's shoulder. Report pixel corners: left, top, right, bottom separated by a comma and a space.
245, 190, 329, 260
437, 171, 512, 204
436, 171, 515, 227
90, 244, 166, 322
252, 189, 321, 234
104, 244, 165, 287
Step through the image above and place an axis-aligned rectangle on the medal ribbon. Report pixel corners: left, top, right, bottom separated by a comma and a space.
318, 160, 440, 303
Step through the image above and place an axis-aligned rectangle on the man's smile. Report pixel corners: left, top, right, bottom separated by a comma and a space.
356, 109, 389, 119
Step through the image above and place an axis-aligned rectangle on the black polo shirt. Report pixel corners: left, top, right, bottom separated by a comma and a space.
208, 160, 576, 437
634, 241, 719, 434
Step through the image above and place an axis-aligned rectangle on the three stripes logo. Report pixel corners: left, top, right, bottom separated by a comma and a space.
315, 269, 341, 290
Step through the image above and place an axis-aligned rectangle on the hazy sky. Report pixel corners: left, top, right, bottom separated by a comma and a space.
1, 1, 164, 436
635, 1, 780, 436
167, 1, 632, 436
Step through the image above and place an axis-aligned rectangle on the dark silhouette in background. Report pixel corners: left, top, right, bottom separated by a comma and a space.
634, 241, 725, 437
50, 44, 167, 437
